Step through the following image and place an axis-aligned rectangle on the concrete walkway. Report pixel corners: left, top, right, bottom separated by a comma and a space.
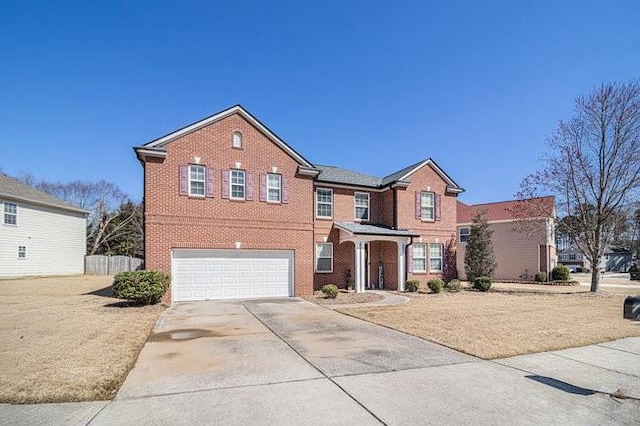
2, 298, 639, 425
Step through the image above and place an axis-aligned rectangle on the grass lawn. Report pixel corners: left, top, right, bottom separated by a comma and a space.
337, 282, 640, 360
0, 275, 165, 403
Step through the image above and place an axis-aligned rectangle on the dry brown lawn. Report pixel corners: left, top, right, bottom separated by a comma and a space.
301, 290, 384, 305
338, 283, 640, 360
0, 275, 165, 403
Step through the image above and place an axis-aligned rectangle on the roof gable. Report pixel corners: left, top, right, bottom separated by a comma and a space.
389, 158, 463, 193
0, 174, 88, 214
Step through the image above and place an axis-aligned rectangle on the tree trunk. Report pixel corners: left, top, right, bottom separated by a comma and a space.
590, 267, 600, 292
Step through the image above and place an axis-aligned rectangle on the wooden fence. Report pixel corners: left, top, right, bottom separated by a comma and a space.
85, 255, 144, 275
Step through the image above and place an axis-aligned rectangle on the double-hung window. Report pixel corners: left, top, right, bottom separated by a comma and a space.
421, 191, 435, 221
429, 244, 443, 272
354, 192, 370, 221
315, 243, 333, 273
412, 244, 427, 272
267, 173, 281, 203
230, 170, 246, 200
189, 165, 205, 197
4, 202, 17, 225
18, 246, 26, 259
459, 227, 470, 243
316, 188, 333, 218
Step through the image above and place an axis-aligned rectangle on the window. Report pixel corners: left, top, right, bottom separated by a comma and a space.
267, 173, 281, 203
316, 188, 333, 218
420, 191, 435, 221
459, 227, 470, 243
412, 244, 427, 272
189, 165, 205, 197
18, 246, 26, 259
569, 253, 577, 260
4, 202, 17, 225
230, 170, 245, 200
429, 244, 443, 272
232, 131, 243, 148
315, 243, 333, 272
354, 192, 370, 221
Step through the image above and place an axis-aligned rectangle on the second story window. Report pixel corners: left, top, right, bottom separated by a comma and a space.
316, 188, 333, 219
420, 191, 434, 221
354, 192, 370, 221
4, 202, 17, 225
459, 227, 470, 243
189, 165, 206, 197
267, 174, 281, 203
231, 170, 246, 200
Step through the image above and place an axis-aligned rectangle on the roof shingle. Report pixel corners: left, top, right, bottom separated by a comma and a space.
0, 174, 88, 214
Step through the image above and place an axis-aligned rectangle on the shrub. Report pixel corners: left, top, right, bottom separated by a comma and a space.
534, 272, 547, 282
405, 280, 420, 292
321, 284, 339, 299
446, 279, 462, 292
427, 279, 444, 293
113, 271, 170, 305
473, 276, 492, 292
551, 264, 571, 281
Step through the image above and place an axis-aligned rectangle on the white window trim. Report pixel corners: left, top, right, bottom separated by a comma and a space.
4, 202, 17, 226
230, 169, 246, 201
429, 243, 443, 272
316, 188, 333, 219
267, 173, 281, 203
421, 191, 435, 221
188, 165, 206, 197
354, 192, 370, 222
18, 245, 26, 259
315, 242, 333, 273
459, 227, 470, 243
412, 243, 427, 273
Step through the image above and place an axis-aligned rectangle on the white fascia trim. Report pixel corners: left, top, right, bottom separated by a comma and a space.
135, 148, 167, 162
143, 106, 314, 168
313, 182, 385, 192
399, 159, 462, 191
297, 166, 321, 176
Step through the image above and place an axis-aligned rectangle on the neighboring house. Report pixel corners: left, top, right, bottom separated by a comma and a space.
557, 244, 587, 271
558, 245, 633, 273
456, 197, 556, 281
135, 105, 464, 302
0, 174, 88, 277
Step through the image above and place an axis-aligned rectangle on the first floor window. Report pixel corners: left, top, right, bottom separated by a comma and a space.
412, 244, 427, 272
316, 188, 333, 218
18, 246, 26, 259
267, 173, 281, 203
189, 165, 205, 196
421, 191, 434, 221
4, 202, 17, 225
459, 227, 470, 243
316, 243, 333, 272
231, 170, 245, 200
429, 244, 443, 272
354, 192, 370, 221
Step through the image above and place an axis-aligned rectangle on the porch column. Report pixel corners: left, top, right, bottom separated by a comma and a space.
397, 243, 406, 291
354, 241, 366, 293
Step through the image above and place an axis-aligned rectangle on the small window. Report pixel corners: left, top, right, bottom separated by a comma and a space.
412, 244, 427, 273
420, 192, 435, 221
4, 202, 17, 225
189, 165, 206, 197
232, 132, 243, 148
569, 253, 577, 260
459, 227, 470, 243
315, 243, 333, 273
18, 245, 26, 259
267, 174, 281, 203
354, 192, 370, 221
316, 188, 333, 219
230, 170, 245, 200
429, 244, 443, 272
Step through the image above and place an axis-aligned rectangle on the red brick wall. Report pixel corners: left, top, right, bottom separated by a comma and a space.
143, 113, 315, 297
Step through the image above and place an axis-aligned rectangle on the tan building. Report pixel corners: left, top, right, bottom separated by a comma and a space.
456, 197, 556, 281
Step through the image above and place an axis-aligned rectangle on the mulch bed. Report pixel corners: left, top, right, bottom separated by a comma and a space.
302, 290, 384, 305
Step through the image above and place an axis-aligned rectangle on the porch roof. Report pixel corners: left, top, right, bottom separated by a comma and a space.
334, 221, 419, 238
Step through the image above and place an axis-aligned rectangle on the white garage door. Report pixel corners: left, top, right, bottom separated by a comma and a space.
171, 249, 293, 301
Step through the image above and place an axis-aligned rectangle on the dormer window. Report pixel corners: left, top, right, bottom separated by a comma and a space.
232, 132, 243, 148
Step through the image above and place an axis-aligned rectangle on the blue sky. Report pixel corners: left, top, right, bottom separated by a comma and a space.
1, 0, 638, 204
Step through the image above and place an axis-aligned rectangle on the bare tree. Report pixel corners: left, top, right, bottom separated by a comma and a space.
519, 80, 640, 291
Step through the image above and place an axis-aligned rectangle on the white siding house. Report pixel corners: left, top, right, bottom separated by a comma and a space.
0, 174, 88, 277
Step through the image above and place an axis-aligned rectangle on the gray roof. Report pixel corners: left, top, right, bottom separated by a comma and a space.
380, 160, 423, 186
334, 221, 419, 237
314, 165, 382, 187
0, 174, 88, 214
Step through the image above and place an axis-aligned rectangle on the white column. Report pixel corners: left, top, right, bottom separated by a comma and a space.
397, 243, 406, 292
354, 242, 361, 293
354, 242, 367, 293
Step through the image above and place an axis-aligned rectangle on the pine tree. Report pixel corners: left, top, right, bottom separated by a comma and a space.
464, 210, 497, 282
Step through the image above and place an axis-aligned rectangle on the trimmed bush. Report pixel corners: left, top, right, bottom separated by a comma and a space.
446, 279, 462, 292
551, 264, 571, 281
405, 280, 420, 292
427, 279, 444, 293
113, 271, 170, 305
473, 276, 492, 292
321, 284, 339, 299
534, 272, 547, 282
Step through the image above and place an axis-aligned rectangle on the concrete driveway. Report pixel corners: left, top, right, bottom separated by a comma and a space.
4, 298, 640, 425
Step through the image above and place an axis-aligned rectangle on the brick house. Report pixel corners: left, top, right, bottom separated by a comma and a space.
135, 105, 463, 302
